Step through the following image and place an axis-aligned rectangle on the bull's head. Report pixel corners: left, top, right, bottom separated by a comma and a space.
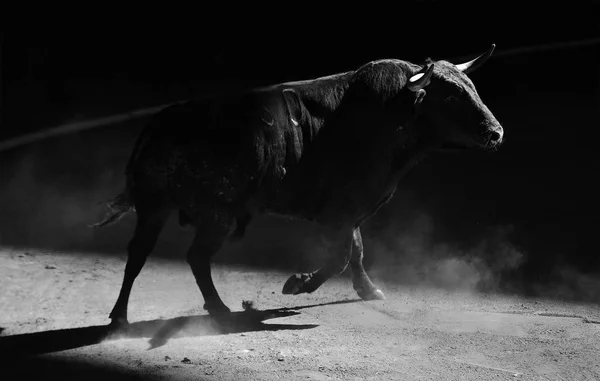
407, 44, 504, 151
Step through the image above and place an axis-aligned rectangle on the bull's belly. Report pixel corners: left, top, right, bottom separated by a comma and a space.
164, 155, 255, 215
260, 179, 398, 228
314, 188, 397, 227
145, 136, 398, 228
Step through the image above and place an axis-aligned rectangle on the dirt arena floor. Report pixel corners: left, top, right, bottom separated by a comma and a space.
1, 248, 599, 380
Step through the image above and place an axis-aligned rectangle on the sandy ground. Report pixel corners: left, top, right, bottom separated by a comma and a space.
1, 247, 599, 381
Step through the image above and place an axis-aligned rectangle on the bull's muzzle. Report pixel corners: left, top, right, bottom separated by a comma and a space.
485, 126, 504, 147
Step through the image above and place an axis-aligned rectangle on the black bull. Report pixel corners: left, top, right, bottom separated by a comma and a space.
94, 45, 504, 325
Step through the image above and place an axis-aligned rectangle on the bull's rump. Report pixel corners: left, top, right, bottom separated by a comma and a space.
129, 90, 298, 212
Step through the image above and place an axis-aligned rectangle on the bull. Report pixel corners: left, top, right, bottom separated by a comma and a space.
94, 45, 504, 325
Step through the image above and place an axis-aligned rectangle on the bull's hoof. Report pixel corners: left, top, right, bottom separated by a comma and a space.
108, 316, 129, 330
356, 287, 386, 301
203, 301, 231, 316
282, 273, 316, 295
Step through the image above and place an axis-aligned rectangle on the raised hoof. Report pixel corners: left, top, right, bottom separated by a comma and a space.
356, 287, 386, 301
282, 273, 314, 295
203, 302, 231, 316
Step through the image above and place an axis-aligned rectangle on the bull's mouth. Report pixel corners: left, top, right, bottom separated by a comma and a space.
433, 128, 503, 153
436, 139, 501, 153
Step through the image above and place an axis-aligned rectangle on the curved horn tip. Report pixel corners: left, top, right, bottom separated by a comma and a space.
407, 64, 434, 91
455, 44, 496, 74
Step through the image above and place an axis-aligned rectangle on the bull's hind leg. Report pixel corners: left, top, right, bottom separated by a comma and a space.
186, 212, 233, 316
282, 229, 353, 295
109, 205, 170, 326
227, 210, 253, 242
349, 227, 385, 300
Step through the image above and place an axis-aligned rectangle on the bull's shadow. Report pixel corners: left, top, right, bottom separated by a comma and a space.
0, 299, 360, 358
0, 303, 359, 358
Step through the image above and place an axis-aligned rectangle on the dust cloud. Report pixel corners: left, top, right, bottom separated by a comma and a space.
529, 265, 600, 304
1, 150, 105, 247
363, 210, 525, 294
362, 206, 600, 304
0, 123, 143, 254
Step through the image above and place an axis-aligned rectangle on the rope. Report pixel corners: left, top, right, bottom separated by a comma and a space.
0, 103, 179, 152
450, 37, 600, 62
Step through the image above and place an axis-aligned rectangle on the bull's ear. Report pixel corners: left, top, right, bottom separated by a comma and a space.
282, 88, 303, 126
455, 44, 496, 74
407, 64, 434, 92
414, 89, 426, 106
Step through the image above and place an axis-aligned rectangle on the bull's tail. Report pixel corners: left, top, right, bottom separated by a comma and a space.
90, 188, 135, 228
90, 116, 157, 228
90, 103, 179, 228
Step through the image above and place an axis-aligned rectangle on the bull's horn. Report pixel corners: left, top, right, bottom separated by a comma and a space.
455, 44, 496, 74
407, 64, 434, 92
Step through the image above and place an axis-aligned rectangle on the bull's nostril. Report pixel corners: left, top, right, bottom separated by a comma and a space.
490, 130, 502, 142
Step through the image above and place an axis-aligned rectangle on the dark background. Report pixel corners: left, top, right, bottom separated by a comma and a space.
1, 18, 599, 298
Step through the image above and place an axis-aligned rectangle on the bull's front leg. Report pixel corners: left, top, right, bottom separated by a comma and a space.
282, 229, 353, 295
349, 227, 385, 300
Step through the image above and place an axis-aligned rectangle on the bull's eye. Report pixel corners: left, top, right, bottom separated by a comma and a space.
445, 96, 457, 103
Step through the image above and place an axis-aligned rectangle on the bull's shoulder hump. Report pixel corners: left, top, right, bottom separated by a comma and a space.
357, 58, 416, 71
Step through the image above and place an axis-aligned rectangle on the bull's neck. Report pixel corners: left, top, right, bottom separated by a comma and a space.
286, 77, 352, 151
391, 116, 437, 177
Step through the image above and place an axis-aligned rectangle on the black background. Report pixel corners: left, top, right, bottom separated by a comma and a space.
1, 14, 599, 296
